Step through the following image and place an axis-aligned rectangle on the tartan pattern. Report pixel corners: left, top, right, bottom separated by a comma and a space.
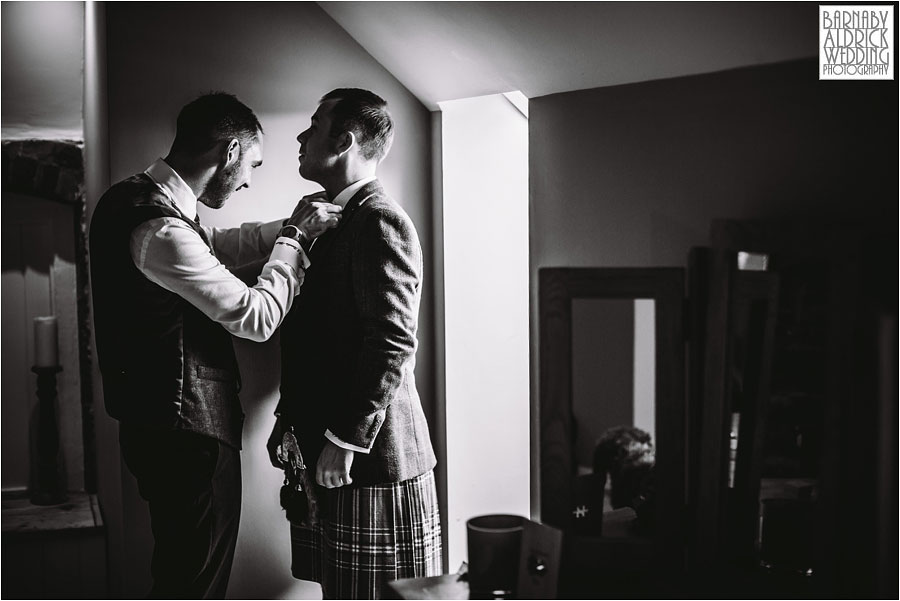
290, 470, 442, 599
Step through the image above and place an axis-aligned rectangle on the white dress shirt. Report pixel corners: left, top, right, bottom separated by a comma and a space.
322, 176, 377, 455
130, 159, 310, 343
331, 175, 376, 209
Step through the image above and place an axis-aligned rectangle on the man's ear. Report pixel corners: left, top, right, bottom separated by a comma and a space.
223, 138, 241, 167
335, 131, 355, 156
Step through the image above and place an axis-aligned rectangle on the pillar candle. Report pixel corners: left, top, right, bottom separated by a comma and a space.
34, 316, 59, 368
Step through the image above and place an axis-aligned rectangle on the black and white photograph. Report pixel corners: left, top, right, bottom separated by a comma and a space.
1, 1, 897, 599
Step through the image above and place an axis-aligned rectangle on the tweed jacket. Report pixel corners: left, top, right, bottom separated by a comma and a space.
278, 180, 436, 486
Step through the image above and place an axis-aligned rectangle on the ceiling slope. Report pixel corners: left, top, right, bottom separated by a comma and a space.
319, 1, 819, 110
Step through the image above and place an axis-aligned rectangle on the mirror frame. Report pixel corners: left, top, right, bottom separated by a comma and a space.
539, 267, 686, 557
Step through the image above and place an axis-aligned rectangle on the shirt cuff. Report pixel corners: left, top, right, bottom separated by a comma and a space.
269, 236, 312, 271
324, 430, 371, 454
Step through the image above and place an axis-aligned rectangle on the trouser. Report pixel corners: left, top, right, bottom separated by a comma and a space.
120, 425, 241, 599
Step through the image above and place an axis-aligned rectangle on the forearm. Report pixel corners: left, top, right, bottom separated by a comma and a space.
228, 258, 268, 286
133, 218, 308, 342
204, 261, 304, 342
206, 219, 283, 266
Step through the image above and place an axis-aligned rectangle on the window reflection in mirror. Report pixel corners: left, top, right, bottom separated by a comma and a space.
570, 299, 656, 538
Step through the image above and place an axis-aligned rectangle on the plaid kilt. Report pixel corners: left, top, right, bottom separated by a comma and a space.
290, 470, 442, 599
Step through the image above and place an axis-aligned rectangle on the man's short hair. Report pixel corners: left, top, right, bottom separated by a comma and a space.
321, 88, 394, 162
171, 92, 263, 154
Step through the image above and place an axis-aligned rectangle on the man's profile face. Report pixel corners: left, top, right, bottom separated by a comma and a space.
200, 136, 263, 209
296, 99, 339, 182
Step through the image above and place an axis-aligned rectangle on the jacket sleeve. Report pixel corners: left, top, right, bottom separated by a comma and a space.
326, 206, 423, 449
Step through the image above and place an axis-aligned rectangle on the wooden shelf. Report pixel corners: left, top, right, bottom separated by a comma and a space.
1, 491, 107, 598
2, 491, 103, 538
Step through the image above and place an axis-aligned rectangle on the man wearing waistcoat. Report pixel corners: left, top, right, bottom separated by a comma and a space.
90, 93, 341, 598
268, 89, 441, 599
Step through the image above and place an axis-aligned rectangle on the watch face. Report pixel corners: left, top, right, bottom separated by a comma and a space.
281, 224, 302, 240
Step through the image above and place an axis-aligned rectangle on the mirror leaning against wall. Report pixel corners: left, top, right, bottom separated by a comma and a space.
570, 297, 657, 536
539, 268, 686, 595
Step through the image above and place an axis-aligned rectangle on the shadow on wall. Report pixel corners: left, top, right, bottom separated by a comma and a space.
228, 335, 322, 600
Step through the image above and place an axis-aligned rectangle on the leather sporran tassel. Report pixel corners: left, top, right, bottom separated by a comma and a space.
280, 481, 310, 524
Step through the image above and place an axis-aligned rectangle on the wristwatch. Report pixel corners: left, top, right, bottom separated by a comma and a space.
279, 224, 309, 245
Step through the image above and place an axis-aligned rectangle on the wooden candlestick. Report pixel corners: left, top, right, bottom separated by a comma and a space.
30, 365, 66, 506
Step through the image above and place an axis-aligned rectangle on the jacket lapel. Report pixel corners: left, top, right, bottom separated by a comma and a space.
309, 180, 383, 261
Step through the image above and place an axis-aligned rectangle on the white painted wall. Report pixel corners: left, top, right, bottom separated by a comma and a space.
1, 1, 83, 140
440, 94, 530, 571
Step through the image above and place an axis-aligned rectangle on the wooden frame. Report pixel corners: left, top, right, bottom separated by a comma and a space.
697, 219, 877, 594
694, 249, 780, 572
539, 267, 686, 560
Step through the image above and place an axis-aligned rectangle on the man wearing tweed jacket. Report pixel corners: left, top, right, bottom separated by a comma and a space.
268, 88, 441, 599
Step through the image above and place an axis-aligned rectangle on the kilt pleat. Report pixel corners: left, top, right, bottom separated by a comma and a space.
291, 470, 442, 599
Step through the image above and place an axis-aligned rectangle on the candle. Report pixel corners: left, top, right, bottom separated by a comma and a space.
34, 316, 59, 368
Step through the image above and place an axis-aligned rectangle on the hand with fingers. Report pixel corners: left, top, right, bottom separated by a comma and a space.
286, 192, 342, 241
316, 439, 355, 489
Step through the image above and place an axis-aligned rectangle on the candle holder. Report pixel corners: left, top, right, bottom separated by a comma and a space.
30, 365, 67, 506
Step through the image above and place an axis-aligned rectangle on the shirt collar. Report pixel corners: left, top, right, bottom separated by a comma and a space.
144, 158, 199, 221
332, 176, 377, 209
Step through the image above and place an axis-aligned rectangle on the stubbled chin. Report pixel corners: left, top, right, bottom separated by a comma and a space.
199, 197, 226, 210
